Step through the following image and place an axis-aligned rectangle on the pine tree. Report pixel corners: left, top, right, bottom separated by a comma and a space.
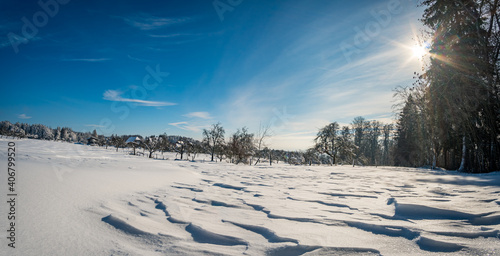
421, 0, 500, 172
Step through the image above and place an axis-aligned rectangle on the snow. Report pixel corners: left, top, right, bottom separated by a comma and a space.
126, 136, 141, 143
0, 138, 499, 256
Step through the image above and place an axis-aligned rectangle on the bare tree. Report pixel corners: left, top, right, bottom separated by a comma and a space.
217, 143, 228, 162
253, 122, 271, 165
202, 123, 225, 162
228, 127, 254, 164
175, 138, 191, 160
187, 141, 204, 161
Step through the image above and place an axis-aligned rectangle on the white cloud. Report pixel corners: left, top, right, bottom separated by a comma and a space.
183, 112, 212, 119
168, 122, 206, 132
127, 55, 152, 63
103, 90, 176, 107
149, 33, 193, 38
62, 58, 111, 62
117, 13, 192, 31
18, 114, 32, 119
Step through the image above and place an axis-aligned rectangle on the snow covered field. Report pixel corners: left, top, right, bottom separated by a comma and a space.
1, 138, 499, 256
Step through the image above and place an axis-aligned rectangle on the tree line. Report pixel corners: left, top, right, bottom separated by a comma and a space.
313, 117, 395, 167
0, 118, 396, 167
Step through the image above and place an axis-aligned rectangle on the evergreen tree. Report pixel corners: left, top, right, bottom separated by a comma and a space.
351, 116, 368, 165
417, 0, 500, 172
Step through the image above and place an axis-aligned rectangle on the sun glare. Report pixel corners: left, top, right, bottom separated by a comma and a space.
411, 42, 429, 59
412, 45, 426, 58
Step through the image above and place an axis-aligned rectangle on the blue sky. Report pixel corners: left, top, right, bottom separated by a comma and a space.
0, 0, 425, 150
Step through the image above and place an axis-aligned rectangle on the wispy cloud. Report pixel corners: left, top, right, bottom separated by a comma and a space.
149, 33, 193, 38
168, 121, 206, 132
0, 35, 43, 50
127, 54, 153, 63
183, 112, 212, 119
117, 13, 192, 30
0, 22, 23, 49
18, 114, 32, 119
85, 124, 105, 128
62, 58, 111, 62
0, 40, 12, 49
103, 90, 176, 107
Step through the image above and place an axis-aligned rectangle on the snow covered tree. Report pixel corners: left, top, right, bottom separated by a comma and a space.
55, 127, 62, 141
351, 116, 368, 165
338, 126, 356, 165
187, 140, 204, 161
315, 122, 340, 165
303, 148, 319, 166
111, 135, 126, 152
175, 138, 190, 160
41, 125, 54, 140
61, 127, 70, 141
142, 136, 161, 158
159, 133, 171, 154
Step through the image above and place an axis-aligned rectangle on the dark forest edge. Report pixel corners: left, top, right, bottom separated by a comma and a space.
392, 0, 500, 173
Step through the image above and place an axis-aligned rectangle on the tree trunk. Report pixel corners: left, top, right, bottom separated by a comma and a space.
491, 139, 497, 172
458, 136, 466, 172
254, 158, 260, 166
432, 150, 436, 170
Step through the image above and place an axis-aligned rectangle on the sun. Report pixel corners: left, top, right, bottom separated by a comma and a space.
411, 42, 429, 59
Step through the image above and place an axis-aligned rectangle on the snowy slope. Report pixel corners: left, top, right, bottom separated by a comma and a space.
0, 138, 499, 256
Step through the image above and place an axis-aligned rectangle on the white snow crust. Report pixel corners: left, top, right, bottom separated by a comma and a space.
0, 138, 499, 255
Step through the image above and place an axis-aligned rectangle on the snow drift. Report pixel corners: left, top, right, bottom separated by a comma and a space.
0, 138, 499, 255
